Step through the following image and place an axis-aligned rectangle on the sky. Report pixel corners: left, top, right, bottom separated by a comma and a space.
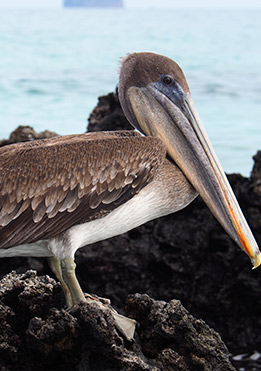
0, 0, 260, 8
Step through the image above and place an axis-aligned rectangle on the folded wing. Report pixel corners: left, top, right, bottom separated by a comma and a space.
0, 131, 166, 248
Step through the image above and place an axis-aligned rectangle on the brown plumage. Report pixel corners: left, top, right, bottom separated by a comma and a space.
0, 131, 165, 249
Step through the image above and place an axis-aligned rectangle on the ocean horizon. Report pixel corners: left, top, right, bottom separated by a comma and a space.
0, 7, 260, 176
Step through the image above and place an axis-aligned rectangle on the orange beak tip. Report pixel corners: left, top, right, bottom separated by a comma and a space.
252, 251, 261, 270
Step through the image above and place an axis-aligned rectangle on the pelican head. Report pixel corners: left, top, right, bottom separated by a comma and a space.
118, 52, 261, 268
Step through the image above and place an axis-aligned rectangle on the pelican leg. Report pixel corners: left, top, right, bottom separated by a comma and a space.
48, 256, 137, 341
48, 256, 73, 307
60, 257, 86, 305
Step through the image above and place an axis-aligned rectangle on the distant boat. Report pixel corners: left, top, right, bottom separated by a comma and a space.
64, 0, 123, 7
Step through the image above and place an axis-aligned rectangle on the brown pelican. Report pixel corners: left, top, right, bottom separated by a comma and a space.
0, 52, 260, 339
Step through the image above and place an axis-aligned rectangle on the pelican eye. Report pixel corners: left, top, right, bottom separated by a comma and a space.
161, 74, 175, 86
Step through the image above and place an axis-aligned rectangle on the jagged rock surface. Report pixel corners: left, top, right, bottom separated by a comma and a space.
87, 92, 132, 132
0, 271, 234, 371
0, 125, 58, 146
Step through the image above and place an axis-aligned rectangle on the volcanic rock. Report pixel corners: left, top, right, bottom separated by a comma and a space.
87, 92, 132, 132
0, 125, 58, 147
0, 271, 234, 371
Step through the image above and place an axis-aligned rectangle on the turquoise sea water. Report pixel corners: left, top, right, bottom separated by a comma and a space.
0, 8, 260, 175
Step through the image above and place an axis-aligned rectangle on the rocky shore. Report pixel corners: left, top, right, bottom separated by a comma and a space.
0, 93, 260, 370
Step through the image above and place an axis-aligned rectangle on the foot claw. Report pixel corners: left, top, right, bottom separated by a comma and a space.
84, 293, 111, 305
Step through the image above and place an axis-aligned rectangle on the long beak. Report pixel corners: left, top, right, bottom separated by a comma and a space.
127, 84, 261, 268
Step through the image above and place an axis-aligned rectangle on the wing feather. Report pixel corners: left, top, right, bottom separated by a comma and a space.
0, 131, 166, 249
